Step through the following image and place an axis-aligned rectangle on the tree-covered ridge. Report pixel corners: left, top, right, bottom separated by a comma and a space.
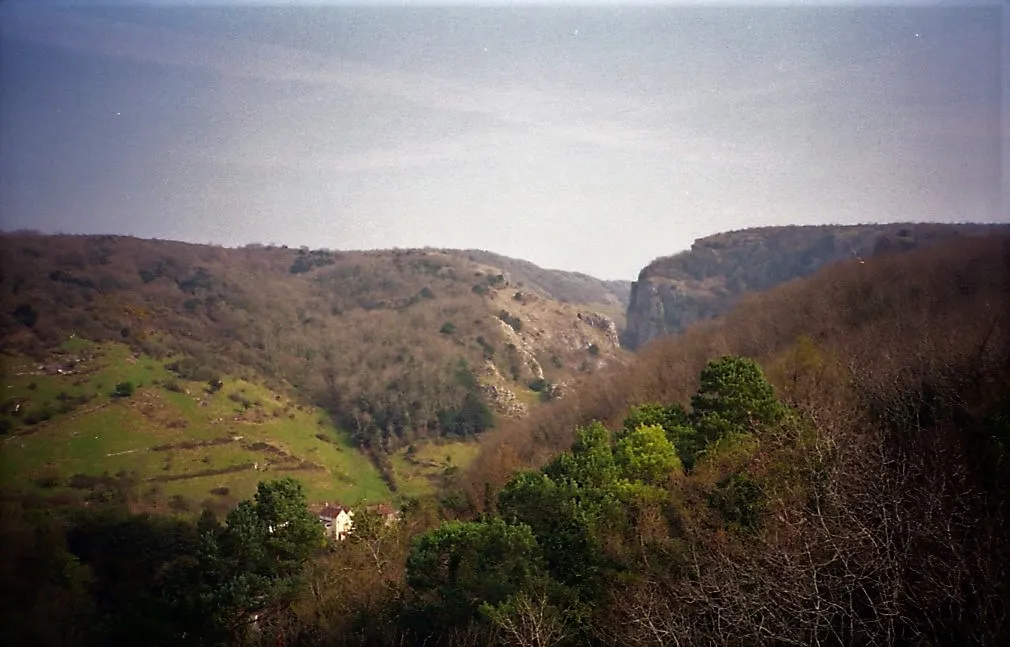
0, 233, 627, 460
623, 222, 1009, 348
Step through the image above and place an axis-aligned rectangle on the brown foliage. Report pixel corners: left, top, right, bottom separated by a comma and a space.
464, 233, 1010, 508
0, 234, 626, 452
625, 222, 1009, 349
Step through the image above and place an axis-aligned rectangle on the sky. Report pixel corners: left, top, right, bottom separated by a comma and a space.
0, 1, 1006, 279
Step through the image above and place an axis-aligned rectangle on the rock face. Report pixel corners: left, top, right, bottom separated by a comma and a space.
623, 223, 1009, 350
576, 311, 620, 347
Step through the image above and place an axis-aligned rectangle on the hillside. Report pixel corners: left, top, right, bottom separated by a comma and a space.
447, 249, 631, 326
623, 222, 1009, 349
8, 231, 1008, 647
0, 339, 389, 514
467, 229, 1010, 494
0, 233, 629, 504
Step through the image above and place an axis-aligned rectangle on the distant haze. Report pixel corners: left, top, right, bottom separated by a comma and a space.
1, 1, 1005, 279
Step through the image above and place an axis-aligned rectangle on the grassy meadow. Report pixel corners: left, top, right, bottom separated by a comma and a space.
1, 340, 391, 515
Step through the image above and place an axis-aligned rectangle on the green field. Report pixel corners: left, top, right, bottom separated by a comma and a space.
1, 341, 390, 514
389, 438, 480, 498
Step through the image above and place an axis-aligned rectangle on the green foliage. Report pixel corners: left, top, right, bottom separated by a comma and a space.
221, 477, 323, 572
438, 392, 494, 438
113, 381, 135, 398
200, 477, 325, 635
497, 471, 601, 596
623, 402, 689, 434
62, 508, 208, 645
707, 472, 764, 531
691, 356, 785, 447
439, 321, 457, 335
0, 505, 96, 647
543, 421, 618, 489
499, 424, 628, 598
622, 402, 701, 468
0, 477, 326, 646
615, 423, 683, 485
405, 517, 543, 634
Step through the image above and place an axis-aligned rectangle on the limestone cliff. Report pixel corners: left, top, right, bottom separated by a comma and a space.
623, 222, 1009, 350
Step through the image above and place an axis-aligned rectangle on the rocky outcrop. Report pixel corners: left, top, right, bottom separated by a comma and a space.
496, 318, 545, 381
623, 223, 1008, 350
479, 383, 528, 418
576, 311, 620, 347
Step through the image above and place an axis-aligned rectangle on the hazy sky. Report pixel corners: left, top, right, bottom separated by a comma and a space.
1, 1, 1005, 279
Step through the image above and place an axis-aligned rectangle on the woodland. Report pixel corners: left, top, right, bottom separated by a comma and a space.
1, 229, 1009, 646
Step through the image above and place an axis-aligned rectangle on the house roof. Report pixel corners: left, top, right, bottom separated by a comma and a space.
319, 504, 350, 519
366, 503, 398, 517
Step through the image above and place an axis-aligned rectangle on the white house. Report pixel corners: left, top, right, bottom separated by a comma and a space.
318, 503, 354, 540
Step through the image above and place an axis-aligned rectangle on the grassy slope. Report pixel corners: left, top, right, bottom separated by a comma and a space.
1, 340, 389, 512
388, 440, 481, 499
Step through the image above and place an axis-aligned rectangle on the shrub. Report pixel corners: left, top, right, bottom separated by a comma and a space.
439, 321, 457, 335
34, 473, 62, 489
114, 381, 135, 398
168, 494, 192, 511
24, 406, 55, 425
11, 302, 38, 328
476, 336, 495, 359
228, 391, 252, 408
708, 473, 764, 530
497, 310, 523, 332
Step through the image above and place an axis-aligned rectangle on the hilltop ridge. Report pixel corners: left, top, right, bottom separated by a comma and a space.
623, 222, 1009, 349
